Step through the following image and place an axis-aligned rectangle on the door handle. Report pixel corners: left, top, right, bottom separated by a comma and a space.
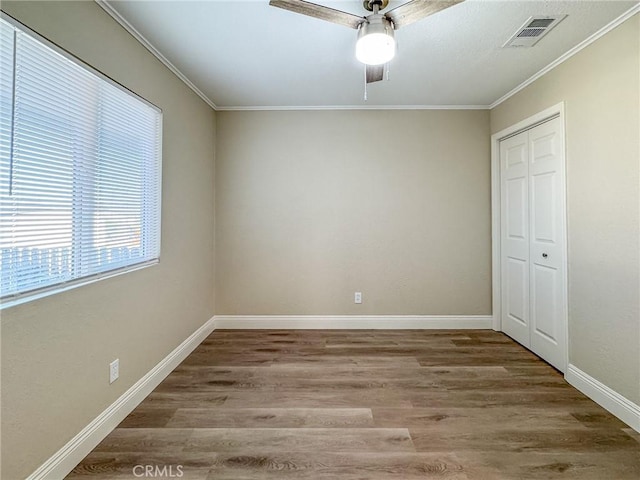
542, 253, 548, 258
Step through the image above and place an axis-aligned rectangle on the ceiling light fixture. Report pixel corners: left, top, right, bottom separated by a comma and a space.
355, 14, 395, 65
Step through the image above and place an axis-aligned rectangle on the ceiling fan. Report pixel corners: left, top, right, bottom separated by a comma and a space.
269, 0, 464, 83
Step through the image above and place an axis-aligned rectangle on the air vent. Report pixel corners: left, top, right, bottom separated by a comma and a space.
517, 28, 546, 38
504, 15, 567, 48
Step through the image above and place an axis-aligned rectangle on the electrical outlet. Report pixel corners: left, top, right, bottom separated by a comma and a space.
354, 292, 362, 304
109, 358, 119, 384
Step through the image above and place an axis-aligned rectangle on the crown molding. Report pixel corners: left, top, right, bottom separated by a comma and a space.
216, 104, 490, 111
91, 0, 487, 112
96, 1, 639, 113
95, 0, 218, 110
490, 3, 640, 109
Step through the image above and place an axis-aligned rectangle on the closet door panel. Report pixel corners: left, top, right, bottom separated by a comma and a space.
528, 117, 566, 371
500, 131, 530, 347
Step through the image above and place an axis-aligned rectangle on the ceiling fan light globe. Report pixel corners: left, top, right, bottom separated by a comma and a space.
356, 33, 396, 65
356, 14, 396, 66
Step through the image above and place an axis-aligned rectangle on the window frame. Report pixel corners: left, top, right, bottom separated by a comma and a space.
0, 13, 163, 310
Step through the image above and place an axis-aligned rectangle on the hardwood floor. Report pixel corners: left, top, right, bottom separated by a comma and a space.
69, 330, 640, 479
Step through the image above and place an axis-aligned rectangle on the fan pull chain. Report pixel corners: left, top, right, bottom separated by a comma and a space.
364, 66, 368, 101
385, 62, 389, 81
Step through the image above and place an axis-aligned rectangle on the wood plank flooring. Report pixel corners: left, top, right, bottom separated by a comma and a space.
68, 330, 640, 479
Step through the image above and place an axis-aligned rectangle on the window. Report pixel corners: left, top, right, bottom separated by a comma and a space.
0, 16, 162, 307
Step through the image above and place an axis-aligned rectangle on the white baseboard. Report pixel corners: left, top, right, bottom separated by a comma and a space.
27, 317, 216, 480
565, 364, 640, 433
213, 315, 493, 330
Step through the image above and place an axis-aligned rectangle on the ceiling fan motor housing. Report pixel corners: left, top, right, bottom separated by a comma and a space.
359, 14, 395, 38
363, 0, 390, 12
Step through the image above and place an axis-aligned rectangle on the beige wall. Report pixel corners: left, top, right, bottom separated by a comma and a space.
0, 2, 216, 478
491, 15, 640, 403
216, 110, 491, 316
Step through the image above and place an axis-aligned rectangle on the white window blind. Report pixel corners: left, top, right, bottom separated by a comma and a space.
0, 17, 162, 305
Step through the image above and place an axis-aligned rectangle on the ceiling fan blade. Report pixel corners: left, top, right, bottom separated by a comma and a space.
385, 0, 464, 29
269, 0, 365, 29
366, 64, 384, 84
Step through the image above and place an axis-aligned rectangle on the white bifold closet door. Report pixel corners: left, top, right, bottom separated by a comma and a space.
500, 117, 567, 372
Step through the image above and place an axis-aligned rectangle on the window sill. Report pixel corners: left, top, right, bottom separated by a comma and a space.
0, 259, 159, 311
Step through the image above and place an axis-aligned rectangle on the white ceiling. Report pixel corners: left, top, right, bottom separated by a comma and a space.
103, 0, 637, 108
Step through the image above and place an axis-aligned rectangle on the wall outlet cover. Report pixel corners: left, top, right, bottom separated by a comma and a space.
109, 358, 119, 384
